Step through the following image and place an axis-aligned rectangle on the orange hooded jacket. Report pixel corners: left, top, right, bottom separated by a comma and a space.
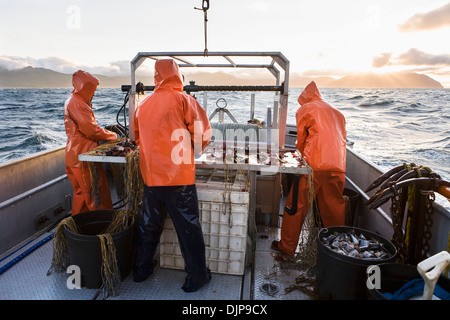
64, 70, 117, 168
277, 82, 347, 255
133, 59, 211, 187
295, 81, 346, 172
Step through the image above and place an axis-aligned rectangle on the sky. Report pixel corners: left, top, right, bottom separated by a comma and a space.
1, 0, 450, 86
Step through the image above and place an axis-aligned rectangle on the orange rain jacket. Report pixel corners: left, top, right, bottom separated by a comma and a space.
295, 81, 346, 172
133, 59, 211, 187
64, 70, 117, 168
278, 81, 347, 256
64, 70, 117, 215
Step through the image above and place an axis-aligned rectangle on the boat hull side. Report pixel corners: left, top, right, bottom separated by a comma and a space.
0, 147, 73, 257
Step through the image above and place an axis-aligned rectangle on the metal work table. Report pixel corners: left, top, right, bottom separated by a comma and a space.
78, 144, 311, 259
78, 144, 312, 176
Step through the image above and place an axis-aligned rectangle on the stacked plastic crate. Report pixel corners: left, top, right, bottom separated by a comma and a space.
159, 169, 249, 275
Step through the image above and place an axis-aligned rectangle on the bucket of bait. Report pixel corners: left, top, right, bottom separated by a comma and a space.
316, 226, 397, 300
343, 188, 359, 226
63, 210, 134, 289
368, 263, 450, 300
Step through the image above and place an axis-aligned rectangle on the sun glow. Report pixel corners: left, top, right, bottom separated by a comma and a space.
0, 1, 448, 87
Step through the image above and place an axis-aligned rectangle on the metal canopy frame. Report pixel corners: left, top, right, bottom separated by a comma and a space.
128, 51, 290, 147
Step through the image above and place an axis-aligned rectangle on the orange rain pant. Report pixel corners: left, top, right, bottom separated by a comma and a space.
278, 171, 346, 256
65, 164, 113, 215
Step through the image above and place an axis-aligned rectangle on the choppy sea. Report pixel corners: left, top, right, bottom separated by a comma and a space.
0, 87, 449, 208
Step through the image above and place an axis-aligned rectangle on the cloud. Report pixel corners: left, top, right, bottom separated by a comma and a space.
83, 60, 131, 77
397, 48, 450, 66
0, 55, 83, 73
0, 56, 37, 70
372, 49, 450, 68
372, 53, 392, 68
398, 2, 450, 32
0, 55, 152, 77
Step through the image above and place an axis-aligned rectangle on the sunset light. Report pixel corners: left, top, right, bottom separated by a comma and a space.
0, 1, 449, 87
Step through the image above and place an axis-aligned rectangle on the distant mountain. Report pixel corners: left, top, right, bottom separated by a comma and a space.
0, 66, 444, 89
0, 66, 149, 89
326, 72, 444, 88
289, 73, 336, 88
0, 66, 72, 88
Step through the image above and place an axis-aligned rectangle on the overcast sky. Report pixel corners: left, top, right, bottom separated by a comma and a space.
1, 1, 449, 86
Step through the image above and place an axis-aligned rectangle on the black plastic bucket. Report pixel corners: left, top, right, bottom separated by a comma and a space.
343, 188, 359, 226
63, 210, 134, 289
368, 263, 450, 300
316, 226, 397, 300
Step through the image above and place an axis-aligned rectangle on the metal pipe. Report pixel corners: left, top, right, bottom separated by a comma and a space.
178, 64, 275, 68
250, 94, 255, 120
0, 175, 68, 210
273, 98, 279, 130
224, 56, 237, 67
203, 92, 208, 112
121, 84, 283, 92
134, 51, 288, 59
267, 107, 272, 152
128, 63, 137, 140
278, 59, 290, 148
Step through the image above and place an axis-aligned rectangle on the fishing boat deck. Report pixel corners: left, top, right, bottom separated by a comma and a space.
1, 51, 449, 307
0, 224, 311, 300
0, 138, 314, 301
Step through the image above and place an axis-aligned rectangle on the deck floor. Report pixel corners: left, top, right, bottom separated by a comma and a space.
0, 226, 313, 300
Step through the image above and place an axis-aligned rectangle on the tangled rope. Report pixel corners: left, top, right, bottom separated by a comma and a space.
125, 149, 144, 216
97, 234, 121, 298
281, 173, 321, 299
47, 217, 79, 275
87, 162, 101, 208
110, 163, 125, 202
285, 274, 318, 299
294, 173, 320, 274
104, 209, 135, 234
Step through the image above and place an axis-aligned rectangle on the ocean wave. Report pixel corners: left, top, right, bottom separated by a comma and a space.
1, 87, 448, 179
15, 132, 57, 150
347, 95, 364, 100
413, 148, 450, 164
359, 100, 395, 107
0, 104, 23, 111
434, 135, 450, 146
398, 121, 421, 127
95, 104, 119, 112
391, 103, 433, 113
